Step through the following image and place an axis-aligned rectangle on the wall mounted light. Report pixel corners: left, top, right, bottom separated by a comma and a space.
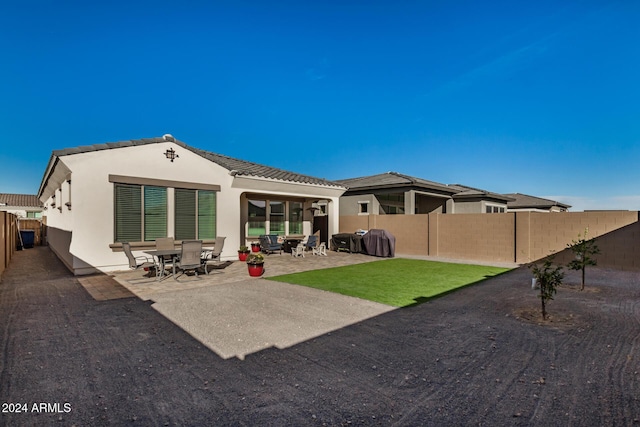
164, 148, 179, 162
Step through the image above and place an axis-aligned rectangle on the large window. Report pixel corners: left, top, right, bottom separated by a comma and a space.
198, 191, 217, 239
288, 202, 303, 234
248, 200, 266, 236
175, 189, 216, 240
269, 201, 285, 235
378, 193, 405, 214
115, 183, 217, 242
247, 199, 305, 236
115, 184, 167, 242
144, 186, 168, 240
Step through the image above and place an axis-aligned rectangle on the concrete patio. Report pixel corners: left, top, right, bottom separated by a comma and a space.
109, 249, 390, 359
112, 249, 380, 301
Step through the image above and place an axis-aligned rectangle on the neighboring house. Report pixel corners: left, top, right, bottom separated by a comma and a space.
336, 172, 513, 215
447, 184, 515, 213
504, 193, 571, 212
38, 135, 345, 275
0, 193, 43, 218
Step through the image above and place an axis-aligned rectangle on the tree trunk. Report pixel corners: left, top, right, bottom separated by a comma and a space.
581, 266, 585, 291
540, 285, 547, 320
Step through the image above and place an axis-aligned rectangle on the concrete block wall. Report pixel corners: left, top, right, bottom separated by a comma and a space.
373, 214, 430, 255
1, 212, 17, 276
340, 210, 640, 270
523, 211, 638, 263
339, 215, 370, 236
434, 213, 515, 262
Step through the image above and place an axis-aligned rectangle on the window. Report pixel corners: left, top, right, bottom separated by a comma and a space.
247, 199, 305, 236
112, 177, 219, 243
175, 189, 196, 239
486, 205, 506, 213
378, 193, 405, 214
358, 201, 369, 214
115, 184, 168, 242
144, 186, 168, 240
175, 189, 217, 240
248, 200, 266, 236
269, 201, 285, 235
115, 184, 142, 242
198, 191, 217, 239
289, 201, 303, 234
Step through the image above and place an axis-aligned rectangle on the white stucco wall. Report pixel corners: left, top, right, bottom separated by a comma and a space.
44, 142, 241, 273
42, 142, 345, 274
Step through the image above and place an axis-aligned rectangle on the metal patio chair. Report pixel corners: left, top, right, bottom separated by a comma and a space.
202, 236, 226, 274
173, 240, 203, 279
122, 242, 157, 273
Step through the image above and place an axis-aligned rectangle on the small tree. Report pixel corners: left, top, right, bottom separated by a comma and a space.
567, 228, 600, 291
529, 256, 564, 320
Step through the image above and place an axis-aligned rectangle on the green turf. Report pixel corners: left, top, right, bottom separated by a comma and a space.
267, 258, 511, 307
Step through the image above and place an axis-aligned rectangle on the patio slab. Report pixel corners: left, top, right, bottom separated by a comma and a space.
112, 250, 390, 359
150, 279, 395, 360
113, 250, 379, 301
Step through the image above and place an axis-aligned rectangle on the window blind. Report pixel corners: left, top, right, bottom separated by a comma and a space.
175, 189, 196, 240
115, 184, 142, 242
144, 186, 167, 241
198, 190, 216, 239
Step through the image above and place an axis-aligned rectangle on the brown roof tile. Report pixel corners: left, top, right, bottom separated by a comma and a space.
0, 193, 43, 208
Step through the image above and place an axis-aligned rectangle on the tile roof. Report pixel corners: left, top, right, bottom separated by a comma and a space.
0, 193, 43, 208
335, 172, 456, 194
51, 135, 344, 188
504, 193, 571, 209
336, 172, 512, 201
449, 184, 515, 202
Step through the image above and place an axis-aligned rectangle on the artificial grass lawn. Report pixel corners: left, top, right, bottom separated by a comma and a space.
267, 258, 511, 307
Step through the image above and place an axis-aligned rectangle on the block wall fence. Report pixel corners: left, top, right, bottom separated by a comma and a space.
340, 211, 640, 270
0, 214, 45, 278
0, 212, 17, 276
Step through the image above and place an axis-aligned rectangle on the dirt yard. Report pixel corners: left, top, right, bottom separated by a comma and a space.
1, 247, 639, 425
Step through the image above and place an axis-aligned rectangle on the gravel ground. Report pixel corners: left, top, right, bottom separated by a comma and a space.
1, 247, 639, 426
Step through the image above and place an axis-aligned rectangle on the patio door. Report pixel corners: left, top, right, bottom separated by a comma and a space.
313, 214, 328, 246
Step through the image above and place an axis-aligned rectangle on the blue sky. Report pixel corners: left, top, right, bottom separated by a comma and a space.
1, 1, 638, 211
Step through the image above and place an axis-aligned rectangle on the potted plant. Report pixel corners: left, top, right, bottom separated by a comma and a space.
246, 252, 265, 277
251, 242, 261, 253
238, 245, 250, 261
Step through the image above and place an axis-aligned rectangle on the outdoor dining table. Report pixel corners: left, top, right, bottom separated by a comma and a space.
143, 249, 181, 280
282, 238, 301, 253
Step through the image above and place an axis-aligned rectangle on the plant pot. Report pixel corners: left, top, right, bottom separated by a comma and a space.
251, 243, 261, 253
247, 263, 264, 277
238, 251, 250, 261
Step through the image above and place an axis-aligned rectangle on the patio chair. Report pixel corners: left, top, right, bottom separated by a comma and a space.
259, 234, 282, 254
312, 242, 327, 256
202, 236, 226, 274
305, 235, 318, 251
173, 240, 203, 279
292, 242, 306, 258
155, 237, 175, 273
122, 242, 156, 272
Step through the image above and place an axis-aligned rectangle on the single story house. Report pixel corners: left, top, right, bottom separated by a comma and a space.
0, 194, 43, 218
504, 193, 571, 212
38, 135, 345, 275
336, 172, 513, 216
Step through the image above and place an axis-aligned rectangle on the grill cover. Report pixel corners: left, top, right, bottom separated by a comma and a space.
362, 229, 396, 257
330, 233, 365, 253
